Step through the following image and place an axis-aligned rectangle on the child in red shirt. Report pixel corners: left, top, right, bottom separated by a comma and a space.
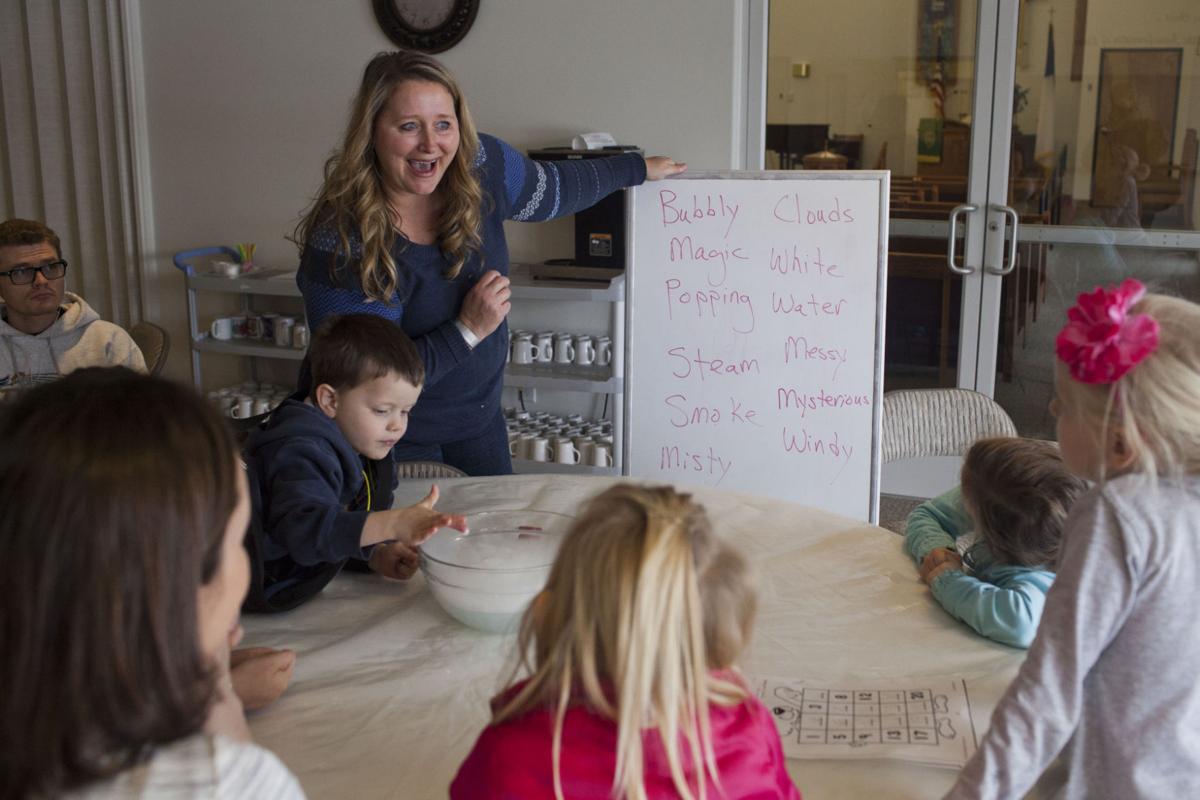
451, 484, 801, 800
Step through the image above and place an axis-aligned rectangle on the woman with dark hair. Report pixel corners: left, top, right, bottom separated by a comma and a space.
0, 368, 303, 798
295, 50, 685, 475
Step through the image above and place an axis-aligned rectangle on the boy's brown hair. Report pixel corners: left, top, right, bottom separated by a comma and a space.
959, 437, 1088, 568
308, 313, 424, 394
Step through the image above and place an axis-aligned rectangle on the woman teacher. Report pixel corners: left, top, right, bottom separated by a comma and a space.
295, 50, 684, 475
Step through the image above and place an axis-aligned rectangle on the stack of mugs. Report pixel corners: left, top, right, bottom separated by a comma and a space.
507, 330, 613, 374
207, 382, 294, 419
209, 313, 310, 350
504, 408, 615, 468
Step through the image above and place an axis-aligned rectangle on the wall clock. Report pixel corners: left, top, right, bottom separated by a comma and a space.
372, 0, 480, 54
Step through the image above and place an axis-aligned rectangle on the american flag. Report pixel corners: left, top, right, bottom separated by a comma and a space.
929, 33, 946, 119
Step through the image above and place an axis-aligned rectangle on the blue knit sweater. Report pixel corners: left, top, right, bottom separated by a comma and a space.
297, 134, 646, 445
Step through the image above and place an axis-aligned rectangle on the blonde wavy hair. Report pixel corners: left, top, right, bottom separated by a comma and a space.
295, 50, 484, 303
495, 485, 757, 800
1055, 292, 1200, 481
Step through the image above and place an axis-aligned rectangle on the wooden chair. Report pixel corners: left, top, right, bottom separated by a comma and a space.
129, 321, 169, 375
396, 460, 467, 481
882, 388, 1017, 463
877, 388, 1019, 533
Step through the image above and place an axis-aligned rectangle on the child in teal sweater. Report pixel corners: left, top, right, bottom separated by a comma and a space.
905, 437, 1087, 648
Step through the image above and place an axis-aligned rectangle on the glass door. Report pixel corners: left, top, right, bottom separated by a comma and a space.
765, 0, 1003, 392
974, 0, 1200, 437
765, 0, 1200, 436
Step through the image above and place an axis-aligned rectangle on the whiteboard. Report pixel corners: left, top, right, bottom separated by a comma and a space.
624, 172, 888, 522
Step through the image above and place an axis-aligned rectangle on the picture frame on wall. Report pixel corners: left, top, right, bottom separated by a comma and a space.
917, 0, 958, 85
1090, 48, 1182, 209
917, 118, 945, 164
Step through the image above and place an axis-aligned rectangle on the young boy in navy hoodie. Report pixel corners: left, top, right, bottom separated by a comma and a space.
243, 314, 467, 612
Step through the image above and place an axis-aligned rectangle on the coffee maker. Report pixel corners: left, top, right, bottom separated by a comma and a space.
527, 145, 641, 279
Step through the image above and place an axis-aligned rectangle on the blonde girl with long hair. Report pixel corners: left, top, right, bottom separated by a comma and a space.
946, 280, 1200, 799
450, 485, 800, 800
295, 50, 685, 476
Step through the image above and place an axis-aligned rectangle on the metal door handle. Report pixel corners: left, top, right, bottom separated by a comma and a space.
946, 204, 978, 275
986, 204, 1020, 276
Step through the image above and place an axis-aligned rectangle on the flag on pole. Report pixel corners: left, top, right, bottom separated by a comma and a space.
929, 32, 946, 120
1034, 24, 1056, 168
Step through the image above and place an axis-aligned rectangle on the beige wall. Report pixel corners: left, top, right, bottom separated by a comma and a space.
766, 0, 978, 175
768, 0, 1196, 208
137, 0, 746, 383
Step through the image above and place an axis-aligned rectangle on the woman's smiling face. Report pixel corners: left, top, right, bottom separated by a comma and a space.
372, 79, 460, 203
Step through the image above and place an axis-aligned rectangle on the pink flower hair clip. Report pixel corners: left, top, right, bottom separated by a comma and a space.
1055, 278, 1159, 385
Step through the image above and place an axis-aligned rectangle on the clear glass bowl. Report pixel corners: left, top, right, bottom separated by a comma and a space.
420, 510, 573, 633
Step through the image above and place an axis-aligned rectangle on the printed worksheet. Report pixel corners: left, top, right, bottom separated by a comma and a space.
747, 674, 978, 768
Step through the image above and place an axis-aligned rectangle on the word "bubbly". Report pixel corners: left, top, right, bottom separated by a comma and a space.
659, 190, 740, 238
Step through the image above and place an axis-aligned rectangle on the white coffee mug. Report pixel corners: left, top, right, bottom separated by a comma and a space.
292, 323, 310, 349
574, 335, 597, 366
229, 397, 254, 419
252, 397, 272, 416
596, 336, 613, 367
554, 439, 582, 465
511, 334, 535, 365
533, 332, 554, 363
214, 260, 240, 278
528, 436, 550, 462
274, 316, 295, 347
553, 335, 575, 365
512, 433, 535, 459
210, 317, 234, 341
589, 443, 614, 467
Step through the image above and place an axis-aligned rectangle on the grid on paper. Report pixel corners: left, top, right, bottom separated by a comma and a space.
780, 688, 941, 746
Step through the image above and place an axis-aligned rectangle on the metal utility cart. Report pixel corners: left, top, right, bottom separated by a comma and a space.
502, 263, 625, 476
173, 246, 305, 391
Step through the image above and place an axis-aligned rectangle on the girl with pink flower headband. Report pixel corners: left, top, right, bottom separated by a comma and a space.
945, 280, 1200, 799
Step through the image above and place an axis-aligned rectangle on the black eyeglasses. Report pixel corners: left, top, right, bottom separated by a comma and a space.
0, 259, 68, 285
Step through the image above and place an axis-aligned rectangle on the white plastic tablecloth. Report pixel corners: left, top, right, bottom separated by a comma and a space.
243, 475, 1032, 799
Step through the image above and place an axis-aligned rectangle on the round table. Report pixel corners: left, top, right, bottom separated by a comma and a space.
243, 475, 1031, 799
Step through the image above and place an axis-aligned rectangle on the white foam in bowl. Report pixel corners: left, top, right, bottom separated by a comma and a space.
420, 510, 573, 633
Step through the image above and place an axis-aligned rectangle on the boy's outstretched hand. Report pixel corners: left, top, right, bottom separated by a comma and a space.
360, 484, 469, 552
393, 485, 469, 546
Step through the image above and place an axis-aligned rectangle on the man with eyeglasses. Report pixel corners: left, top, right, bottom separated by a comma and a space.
0, 218, 144, 390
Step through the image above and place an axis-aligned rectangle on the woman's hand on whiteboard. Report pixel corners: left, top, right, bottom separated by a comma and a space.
459, 269, 511, 339
645, 156, 687, 181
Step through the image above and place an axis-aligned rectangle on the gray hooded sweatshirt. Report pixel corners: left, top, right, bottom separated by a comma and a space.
0, 291, 145, 388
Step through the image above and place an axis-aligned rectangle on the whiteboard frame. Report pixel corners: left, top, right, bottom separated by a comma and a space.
622, 170, 890, 524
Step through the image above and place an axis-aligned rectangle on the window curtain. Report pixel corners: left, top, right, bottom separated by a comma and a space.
0, 0, 148, 327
